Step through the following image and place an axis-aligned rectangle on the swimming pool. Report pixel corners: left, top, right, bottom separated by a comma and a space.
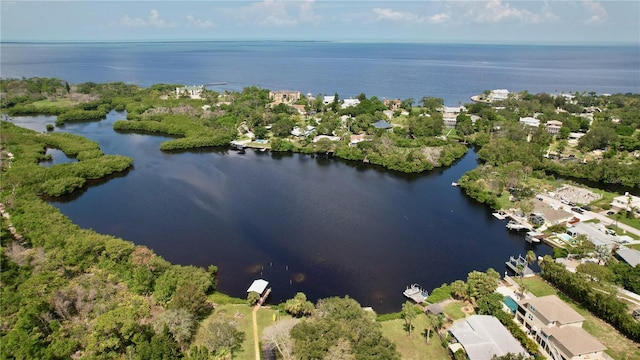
503, 296, 518, 314
557, 233, 573, 242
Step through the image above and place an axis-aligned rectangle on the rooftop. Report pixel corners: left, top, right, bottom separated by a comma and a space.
544, 325, 606, 357
616, 246, 640, 267
449, 315, 527, 360
247, 279, 269, 294
518, 295, 584, 326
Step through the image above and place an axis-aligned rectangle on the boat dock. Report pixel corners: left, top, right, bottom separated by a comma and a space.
403, 283, 429, 303
505, 255, 534, 277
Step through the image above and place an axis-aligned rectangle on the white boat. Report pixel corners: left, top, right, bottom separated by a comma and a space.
506, 220, 530, 231
525, 231, 543, 243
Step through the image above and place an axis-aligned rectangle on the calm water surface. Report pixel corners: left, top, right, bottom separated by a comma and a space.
15, 112, 551, 312
2, 42, 638, 105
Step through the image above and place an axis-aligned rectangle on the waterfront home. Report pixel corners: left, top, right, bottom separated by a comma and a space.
384, 98, 402, 110
269, 90, 301, 104
323, 95, 335, 105
488, 89, 509, 102
448, 315, 527, 360
291, 125, 315, 137
341, 98, 360, 109
516, 295, 607, 360
175, 85, 204, 99
312, 135, 340, 143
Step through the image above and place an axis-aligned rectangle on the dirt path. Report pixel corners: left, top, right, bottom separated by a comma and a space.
252, 305, 260, 360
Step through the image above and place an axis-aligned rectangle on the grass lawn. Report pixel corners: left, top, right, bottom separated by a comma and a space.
443, 301, 469, 320
379, 313, 449, 360
31, 98, 75, 110
521, 276, 640, 360
193, 304, 285, 360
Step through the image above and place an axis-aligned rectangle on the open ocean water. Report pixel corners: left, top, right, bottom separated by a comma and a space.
1, 41, 638, 105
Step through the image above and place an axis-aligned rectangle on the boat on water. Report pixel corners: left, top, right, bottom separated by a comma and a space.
525, 231, 543, 243
451, 182, 459, 187
506, 220, 530, 231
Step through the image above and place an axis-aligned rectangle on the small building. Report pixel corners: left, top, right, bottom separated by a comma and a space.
291, 125, 315, 137
269, 90, 301, 104
516, 295, 607, 360
449, 315, 527, 360
519, 116, 540, 128
247, 279, 269, 296
176, 85, 204, 99
545, 120, 563, 135
312, 135, 340, 143
489, 89, 509, 102
372, 120, 393, 130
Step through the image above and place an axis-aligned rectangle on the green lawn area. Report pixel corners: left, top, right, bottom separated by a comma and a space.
193, 304, 285, 360
379, 313, 449, 360
521, 276, 640, 360
31, 98, 75, 109
443, 301, 469, 320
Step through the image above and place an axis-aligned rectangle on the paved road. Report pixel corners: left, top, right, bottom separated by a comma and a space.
536, 194, 640, 240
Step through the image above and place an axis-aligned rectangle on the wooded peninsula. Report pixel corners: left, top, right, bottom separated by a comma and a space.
1, 78, 640, 359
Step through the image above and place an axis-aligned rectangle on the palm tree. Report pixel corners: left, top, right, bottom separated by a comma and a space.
525, 250, 536, 268
402, 301, 418, 338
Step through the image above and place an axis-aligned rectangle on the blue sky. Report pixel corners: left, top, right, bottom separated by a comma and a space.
1, 1, 639, 44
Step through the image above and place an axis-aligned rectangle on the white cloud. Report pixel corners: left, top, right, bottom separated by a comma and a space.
236, 0, 322, 27
120, 9, 176, 28
372, 8, 450, 24
582, 0, 607, 23
457, 0, 559, 24
186, 15, 214, 29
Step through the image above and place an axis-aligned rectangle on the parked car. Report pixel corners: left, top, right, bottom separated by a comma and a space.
571, 207, 584, 214
607, 211, 616, 215
580, 205, 592, 211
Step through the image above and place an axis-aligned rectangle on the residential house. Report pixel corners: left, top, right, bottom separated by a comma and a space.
616, 246, 640, 267
488, 89, 509, 102
545, 120, 563, 135
519, 116, 540, 128
448, 315, 527, 360
384, 98, 402, 111
611, 192, 640, 213
516, 295, 607, 360
372, 120, 393, 130
350, 134, 369, 146
291, 125, 315, 137
176, 85, 204, 99
323, 96, 335, 105
341, 98, 360, 109
269, 90, 301, 104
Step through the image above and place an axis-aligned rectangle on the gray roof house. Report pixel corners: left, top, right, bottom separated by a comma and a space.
516, 295, 607, 360
372, 120, 393, 129
616, 246, 640, 267
449, 315, 527, 360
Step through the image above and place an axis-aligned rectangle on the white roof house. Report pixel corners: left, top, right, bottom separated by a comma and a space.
247, 279, 269, 295
611, 193, 640, 212
449, 315, 527, 360
323, 96, 335, 105
341, 98, 360, 109
519, 117, 540, 127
